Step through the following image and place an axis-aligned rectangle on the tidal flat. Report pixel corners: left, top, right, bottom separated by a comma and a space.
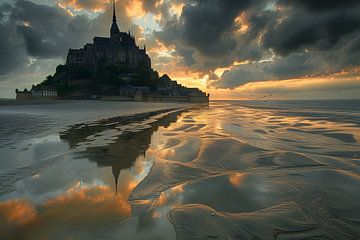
0, 100, 360, 239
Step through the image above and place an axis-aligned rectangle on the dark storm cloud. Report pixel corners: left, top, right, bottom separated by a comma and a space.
0, 0, 140, 77
15, 1, 93, 57
279, 0, 360, 12
262, 5, 360, 56
152, 0, 273, 76
179, 0, 253, 57
0, 3, 29, 74
156, 0, 263, 59
189, 0, 360, 88
0, 0, 93, 75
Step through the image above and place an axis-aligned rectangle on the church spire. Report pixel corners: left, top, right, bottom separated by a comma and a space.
112, 0, 117, 23
110, 0, 120, 36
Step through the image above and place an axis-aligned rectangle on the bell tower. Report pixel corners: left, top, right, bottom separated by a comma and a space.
110, 0, 120, 43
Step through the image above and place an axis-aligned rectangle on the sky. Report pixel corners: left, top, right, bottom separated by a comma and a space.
0, 0, 360, 99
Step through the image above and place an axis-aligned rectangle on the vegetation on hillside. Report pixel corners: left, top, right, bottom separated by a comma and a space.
37, 62, 165, 97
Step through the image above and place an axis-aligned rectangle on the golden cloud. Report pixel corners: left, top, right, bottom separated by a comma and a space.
58, 0, 111, 13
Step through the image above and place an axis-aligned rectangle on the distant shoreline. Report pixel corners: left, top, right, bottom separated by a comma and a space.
0, 99, 208, 106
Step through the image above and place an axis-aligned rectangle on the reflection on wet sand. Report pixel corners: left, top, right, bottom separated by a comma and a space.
0, 108, 186, 239
1, 100, 360, 239
106, 101, 360, 239
60, 109, 182, 194
0, 185, 130, 239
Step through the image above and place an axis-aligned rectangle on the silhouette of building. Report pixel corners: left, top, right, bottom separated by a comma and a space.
14, 1, 209, 102
66, 1, 151, 69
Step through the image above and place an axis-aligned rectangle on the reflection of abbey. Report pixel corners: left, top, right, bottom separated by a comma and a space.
60, 109, 182, 194
66, 2, 151, 69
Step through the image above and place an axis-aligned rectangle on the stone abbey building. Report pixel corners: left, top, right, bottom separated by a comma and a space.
66, 2, 151, 69
15, 1, 209, 102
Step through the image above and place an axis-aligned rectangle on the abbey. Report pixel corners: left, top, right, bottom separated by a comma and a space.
15, 1, 209, 102
66, 2, 151, 69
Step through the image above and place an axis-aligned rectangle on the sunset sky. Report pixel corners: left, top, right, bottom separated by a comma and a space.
0, 0, 359, 99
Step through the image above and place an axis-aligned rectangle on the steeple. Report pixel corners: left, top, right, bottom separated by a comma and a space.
112, 165, 121, 196
112, 0, 117, 23
110, 0, 120, 36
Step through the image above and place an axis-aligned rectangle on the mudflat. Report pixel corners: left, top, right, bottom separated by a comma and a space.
0, 100, 360, 239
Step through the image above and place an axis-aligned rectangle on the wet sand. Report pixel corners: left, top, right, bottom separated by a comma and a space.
1, 100, 360, 239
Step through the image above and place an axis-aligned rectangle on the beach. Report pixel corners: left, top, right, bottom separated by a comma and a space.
0, 100, 360, 239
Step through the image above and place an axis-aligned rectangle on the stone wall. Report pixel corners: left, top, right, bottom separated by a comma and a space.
16, 92, 32, 101
98, 94, 209, 103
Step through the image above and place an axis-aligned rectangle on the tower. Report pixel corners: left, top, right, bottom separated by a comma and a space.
112, 165, 121, 196
110, 0, 120, 43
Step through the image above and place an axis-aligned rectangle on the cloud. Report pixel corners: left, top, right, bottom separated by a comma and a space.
151, 0, 360, 89
154, 1, 267, 71
262, 4, 360, 56
279, 0, 360, 12
59, 0, 110, 12
0, 1, 92, 75
209, 69, 360, 100
0, 3, 29, 74
211, 64, 268, 89
209, 53, 319, 89
1, 0, 360, 98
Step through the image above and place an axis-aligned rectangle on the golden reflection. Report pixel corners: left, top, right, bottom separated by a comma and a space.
152, 211, 162, 219
158, 148, 176, 160
229, 173, 246, 186
155, 184, 184, 208
0, 185, 131, 239
43, 185, 131, 216
0, 200, 36, 225
158, 192, 168, 206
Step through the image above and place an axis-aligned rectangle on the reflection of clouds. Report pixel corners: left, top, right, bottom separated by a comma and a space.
60, 109, 183, 195
150, 184, 185, 221
228, 173, 246, 187
0, 110, 187, 239
155, 184, 184, 208
0, 185, 131, 239
0, 200, 36, 225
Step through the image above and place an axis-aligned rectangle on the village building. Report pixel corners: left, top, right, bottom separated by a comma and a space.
15, 85, 58, 100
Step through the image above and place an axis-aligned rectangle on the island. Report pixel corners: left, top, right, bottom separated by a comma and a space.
15, 1, 209, 103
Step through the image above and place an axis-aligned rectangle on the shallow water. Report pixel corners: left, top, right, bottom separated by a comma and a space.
1, 100, 360, 239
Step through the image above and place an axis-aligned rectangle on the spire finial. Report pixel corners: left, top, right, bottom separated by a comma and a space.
112, 0, 117, 23
112, 166, 120, 196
